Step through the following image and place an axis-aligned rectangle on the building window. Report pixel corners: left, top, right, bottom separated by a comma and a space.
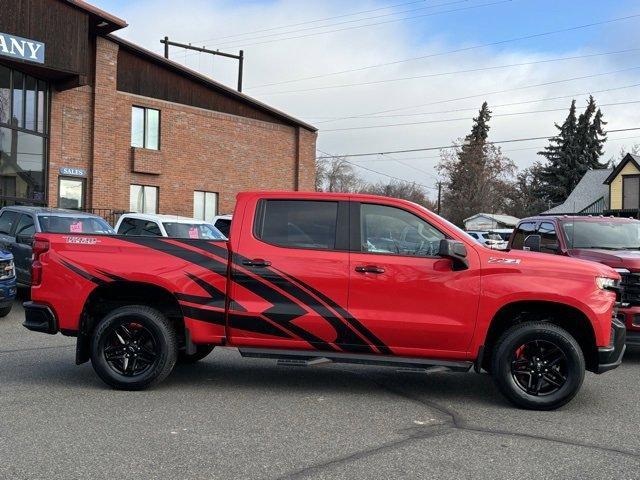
58, 177, 85, 209
131, 106, 160, 150
130, 185, 158, 213
193, 191, 218, 222
623, 175, 640, 210
0, 65, 48, 207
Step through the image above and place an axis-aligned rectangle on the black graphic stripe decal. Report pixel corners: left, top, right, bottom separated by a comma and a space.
95, 269, 128, 282
228, 313, 292, 339
180, 304, 226, 326
60, 259, 107, 286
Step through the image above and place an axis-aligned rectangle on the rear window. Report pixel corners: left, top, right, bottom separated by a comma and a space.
163, 223, 226, 240
255, 200, 338, 250
38, 215, 114, 234
214, 218, 231, 237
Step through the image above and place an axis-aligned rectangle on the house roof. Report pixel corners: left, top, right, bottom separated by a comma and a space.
543, 168, 612, 215
604, 153, 640, 184
108, 35, 317, 132
463, 213, 520, 227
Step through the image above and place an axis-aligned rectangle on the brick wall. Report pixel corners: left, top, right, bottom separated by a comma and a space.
48, 36, 318, 218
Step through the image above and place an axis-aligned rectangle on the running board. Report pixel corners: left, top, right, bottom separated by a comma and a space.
237, 347, 472, 372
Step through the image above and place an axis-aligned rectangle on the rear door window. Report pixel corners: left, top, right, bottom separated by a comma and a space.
510, 222, 536, 250
0, 211, 19, 235
538, 222, 559, 252
255, 200, 338, 250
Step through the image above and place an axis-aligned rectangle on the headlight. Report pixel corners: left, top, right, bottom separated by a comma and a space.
596, 276, 617, 290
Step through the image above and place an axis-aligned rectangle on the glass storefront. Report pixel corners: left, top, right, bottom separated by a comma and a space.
0, 64, 48, 206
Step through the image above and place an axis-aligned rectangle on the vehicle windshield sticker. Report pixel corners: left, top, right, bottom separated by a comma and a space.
488, 257, 521, 265
70, 221, 83, 233
188, 227, 199, 239
63, 236, 100, 245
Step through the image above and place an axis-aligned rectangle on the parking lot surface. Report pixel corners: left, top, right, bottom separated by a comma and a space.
1, 300, 639, 479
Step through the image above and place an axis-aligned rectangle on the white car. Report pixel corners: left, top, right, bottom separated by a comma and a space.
466, 230, 508, 250
115, 213, 226, 240
212, 214, 232, 237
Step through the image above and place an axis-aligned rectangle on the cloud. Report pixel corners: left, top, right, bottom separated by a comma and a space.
95, 0, 640, 198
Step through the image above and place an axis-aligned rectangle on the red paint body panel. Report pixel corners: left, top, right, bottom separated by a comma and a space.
31, 192, 619, 363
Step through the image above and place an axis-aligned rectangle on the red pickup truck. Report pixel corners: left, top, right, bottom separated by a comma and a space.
508, 215, 640, 346
24, 192, 625, 410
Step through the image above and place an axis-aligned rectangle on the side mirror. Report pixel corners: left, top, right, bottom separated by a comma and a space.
523, 234, 541, 252
16, 234, 34, 246
438, 239, 469, 271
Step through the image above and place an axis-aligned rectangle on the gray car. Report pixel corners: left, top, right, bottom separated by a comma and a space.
0, 207, 114, 286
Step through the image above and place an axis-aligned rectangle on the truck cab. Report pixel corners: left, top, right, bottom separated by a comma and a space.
508, 215, 640, 345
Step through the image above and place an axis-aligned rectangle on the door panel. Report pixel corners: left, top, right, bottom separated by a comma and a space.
348, 202, 480, 358
229, 198, 359, 352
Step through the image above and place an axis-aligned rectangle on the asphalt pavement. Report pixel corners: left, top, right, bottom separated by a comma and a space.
1, 299, 639, 479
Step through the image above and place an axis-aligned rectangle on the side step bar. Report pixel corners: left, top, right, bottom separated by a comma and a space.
238, 347, 472, 372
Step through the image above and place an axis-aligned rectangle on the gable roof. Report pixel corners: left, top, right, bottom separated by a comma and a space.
543, 168, 612, 215
64, 0, 128, 33
463, 213, 520, 227
604, 153, 640, 184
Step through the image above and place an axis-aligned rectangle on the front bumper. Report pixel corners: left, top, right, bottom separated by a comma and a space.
596, 317, 626, 374
0, 277, 17, 306
23, 301, 58, 335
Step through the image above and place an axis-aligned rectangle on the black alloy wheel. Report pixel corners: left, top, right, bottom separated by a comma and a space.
510, 340, 568, 396
103, 321, 158, 376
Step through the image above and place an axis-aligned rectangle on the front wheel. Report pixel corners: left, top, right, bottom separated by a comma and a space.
0, 305, 11, 317
491, 322, 585, 410
90, 305, 178, 390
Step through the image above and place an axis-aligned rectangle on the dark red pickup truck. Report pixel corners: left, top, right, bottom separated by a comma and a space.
24, 192, 625, 410
508, 215, 640, 346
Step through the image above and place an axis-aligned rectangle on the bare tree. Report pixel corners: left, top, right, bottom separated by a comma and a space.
360, 180, 436, 210
315, 156, 364, 193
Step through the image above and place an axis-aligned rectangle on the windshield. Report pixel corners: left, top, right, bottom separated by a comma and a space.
39, 215, 115, 234
162, 222, 226, 240
562, 220, 640, 249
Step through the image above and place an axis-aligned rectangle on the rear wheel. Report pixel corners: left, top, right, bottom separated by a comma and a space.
178, 345, 215, 364
90, 305, 177, 390
491, 322, 585, 410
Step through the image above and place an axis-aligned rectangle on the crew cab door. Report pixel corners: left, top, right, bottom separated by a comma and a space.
229, 196, 364, 352
347, 201, 480, 358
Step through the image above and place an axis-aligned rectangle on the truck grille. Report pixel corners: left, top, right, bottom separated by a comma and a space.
620, 272, 640, 306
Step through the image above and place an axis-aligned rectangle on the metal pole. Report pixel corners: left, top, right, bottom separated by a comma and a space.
437, 182, 442, 215
163, 36, 169, 59
237, 50, 244, 92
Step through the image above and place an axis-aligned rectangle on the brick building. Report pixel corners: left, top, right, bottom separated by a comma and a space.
0, 0, 317, 222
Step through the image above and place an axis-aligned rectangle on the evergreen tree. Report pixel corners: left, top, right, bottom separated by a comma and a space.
439, 102, 515, 226
536, 97, 608, 206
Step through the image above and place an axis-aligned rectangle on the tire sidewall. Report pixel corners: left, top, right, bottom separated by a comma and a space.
90, 306, 175, 390
493, 324, 585, 410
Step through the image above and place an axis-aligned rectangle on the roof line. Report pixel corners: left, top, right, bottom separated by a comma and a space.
106, 34, 317, 132
64, 0, 128, 29
604, 153, 640, 184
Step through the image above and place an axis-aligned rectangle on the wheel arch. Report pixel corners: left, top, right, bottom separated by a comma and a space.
76, 281, 185, 364
481, 300, 598, 373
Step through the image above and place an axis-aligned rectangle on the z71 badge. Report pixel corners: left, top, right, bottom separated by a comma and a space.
488, 257, 521, 265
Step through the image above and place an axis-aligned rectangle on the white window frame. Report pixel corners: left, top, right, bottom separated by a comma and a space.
193, 191, 218, 222
130, 184, 158, 214
131, 106, 160, 150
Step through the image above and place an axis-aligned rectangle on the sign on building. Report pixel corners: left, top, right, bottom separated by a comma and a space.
0, 32, 45, 64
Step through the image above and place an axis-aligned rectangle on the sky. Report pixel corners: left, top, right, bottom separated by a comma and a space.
93, 0, 640, 199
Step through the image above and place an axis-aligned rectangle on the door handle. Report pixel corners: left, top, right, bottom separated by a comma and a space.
355, 265, 385, 274
242, 258, 272, 268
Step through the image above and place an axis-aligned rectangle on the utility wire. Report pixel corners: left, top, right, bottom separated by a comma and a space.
315, 66, 640, 124
307, 82, 640, 120
249, 13, 640, 89
219, 0, 512, 51
259, 48, 640, 96
321, 99, 640, 132
315, 127, 640, 159
190, 0, 432, 43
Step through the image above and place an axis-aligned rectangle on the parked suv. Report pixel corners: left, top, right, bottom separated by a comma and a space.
466, 231, 508, 250
0, 207, 114, 285
115, 213, 226, 239
508, 215, 640, 345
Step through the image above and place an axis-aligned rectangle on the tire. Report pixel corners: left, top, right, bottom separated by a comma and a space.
0, 305, 11, 317
90, 305, 178, 391
178, 344, 215, 364
491, 321, 585, 410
